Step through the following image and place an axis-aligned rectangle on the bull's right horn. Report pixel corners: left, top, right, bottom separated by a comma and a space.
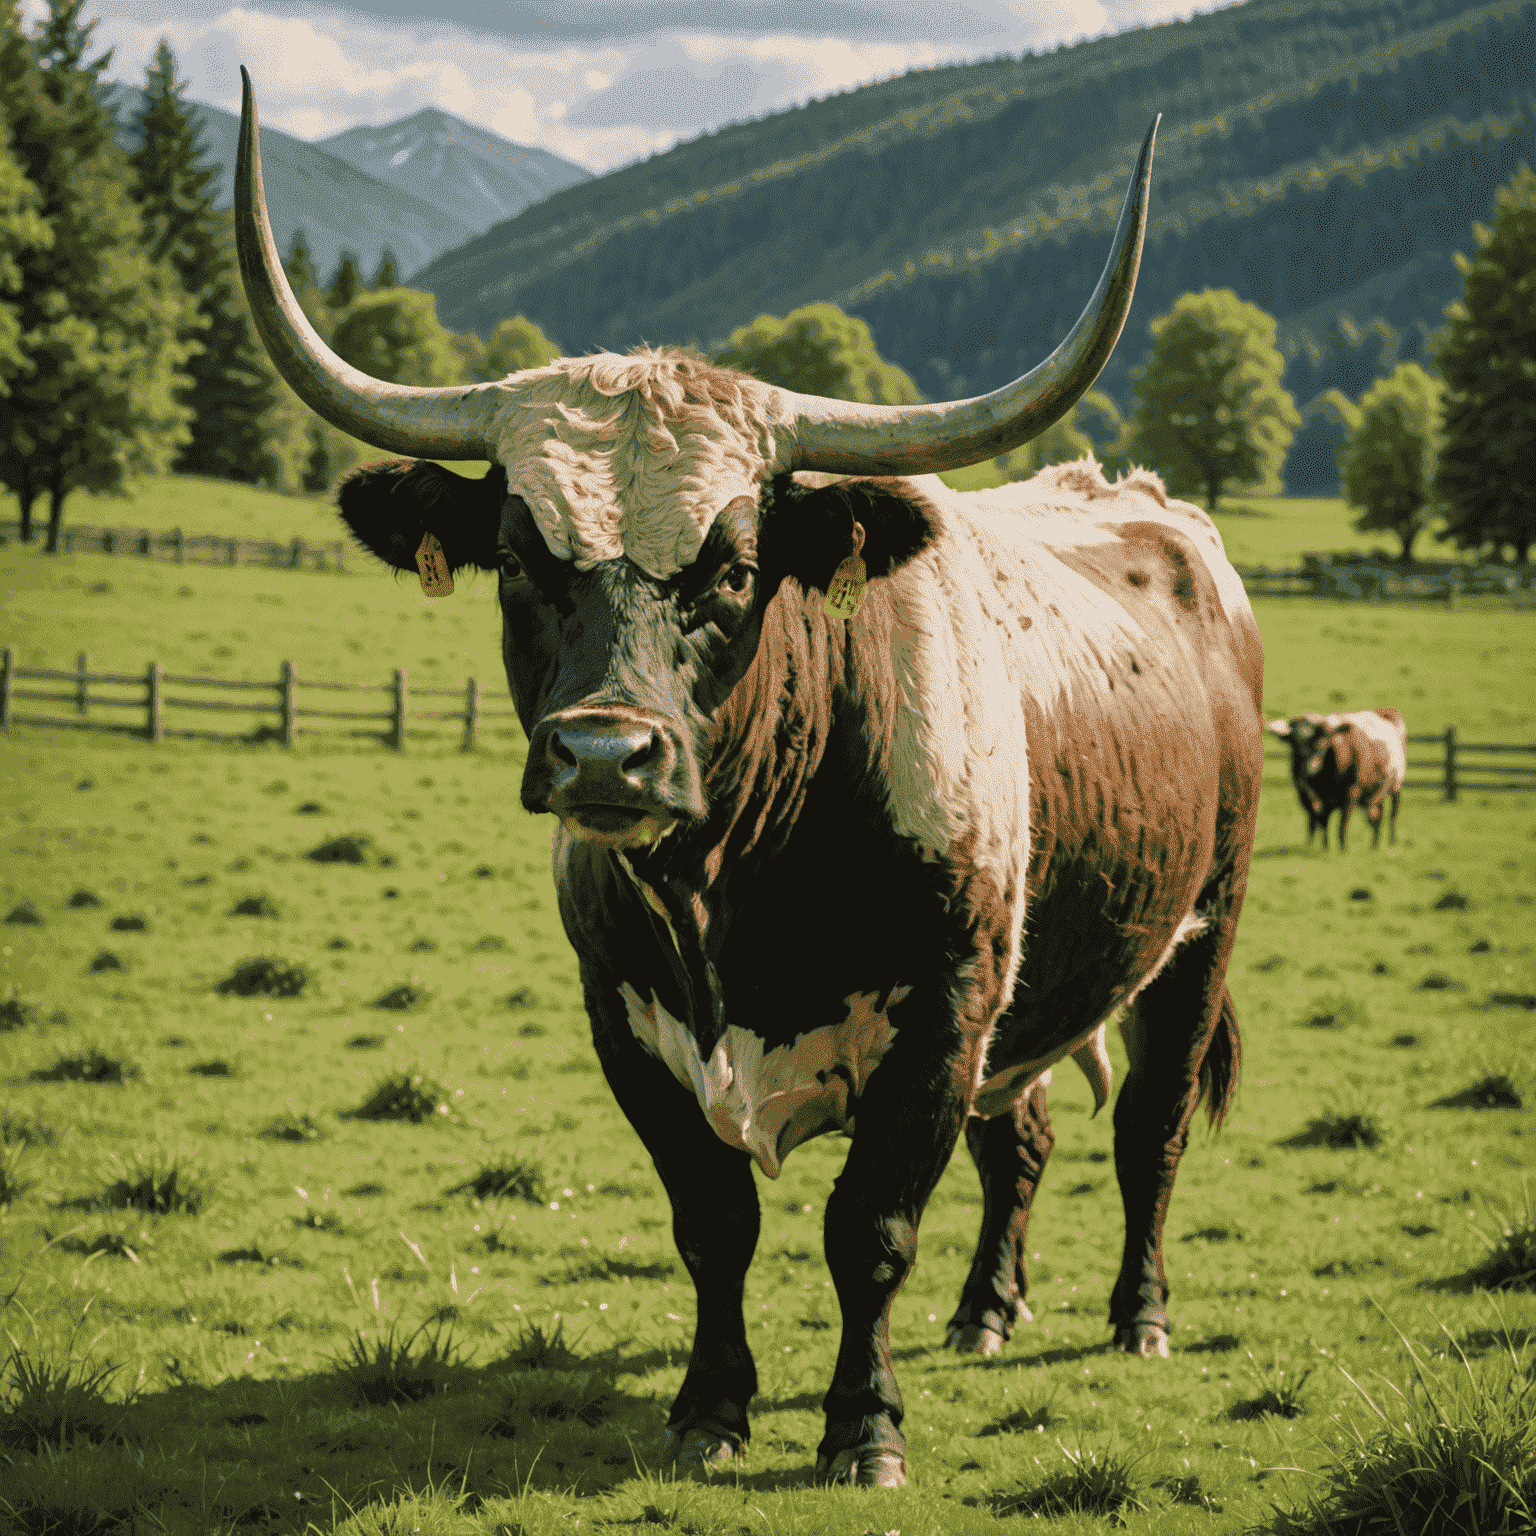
235, 68, 499, 461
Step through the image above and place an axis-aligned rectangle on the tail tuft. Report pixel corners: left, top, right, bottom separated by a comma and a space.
1198, 987, 1242, 1130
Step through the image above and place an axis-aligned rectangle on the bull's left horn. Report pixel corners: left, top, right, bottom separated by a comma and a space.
783, 116, 1159, 476
234, 68, 497, 460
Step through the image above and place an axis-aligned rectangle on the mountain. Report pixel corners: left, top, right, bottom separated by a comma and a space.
107, 90, 586, 285
411, 0, 1536, 491
319, 109, 588, 238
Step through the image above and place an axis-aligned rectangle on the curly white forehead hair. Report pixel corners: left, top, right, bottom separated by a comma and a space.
489, 348, 790, 580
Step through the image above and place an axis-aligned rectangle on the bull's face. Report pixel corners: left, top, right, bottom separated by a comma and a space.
337, 456, 932, 851
1268, 713, 1335, 780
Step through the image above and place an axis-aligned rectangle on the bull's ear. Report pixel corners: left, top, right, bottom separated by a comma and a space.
758, 475, 936, 597
336, 459, 505, 576
1267, 719, 1292, 738
1333, 720, 1354, 733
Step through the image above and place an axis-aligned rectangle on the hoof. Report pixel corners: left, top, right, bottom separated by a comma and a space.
663, 1424, 745, 1472
945, 1322, 1006, 1356
1113, 1322, 1170, 1358
815, 1447, 908, 1488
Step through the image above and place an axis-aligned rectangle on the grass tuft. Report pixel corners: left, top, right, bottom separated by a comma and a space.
1431, 1072, 1524, 1111
2, 1112, 55, 1146
0, 1339, 133, 1452
447, 1158, 548, 1203
29, 1050, 138, 1085
336, 1319, 463, 1405
1299, 991, 1369, 1031
501, 1318, 582, 1371
0, 992, 36, 1032
371, 983, 423, 1011
228, 894, 280, 917
1464, 1181, 1536, 1291
65, 889, 102, 908
0, 1142, 34, 1206
1229, 1343, 1312, 1419
349, 1072, 453, 1123
1282, 1108, 1384, 1149
4, 900, 43, 926
1155, 1472, 1224, 1513
95, 1152, 205, 1215
107, 915, 146, 932
305, 833, 393, 866
992, 1437, 1149, 1521
86, 950, 122, 972
488, 1369, 610, 1436
259, 1109, 326, 1142
1267, 1324, 1534, 1535
214, 957, 308, 997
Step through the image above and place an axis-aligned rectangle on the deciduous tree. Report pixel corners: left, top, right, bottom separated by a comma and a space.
1435, 163, 1536, 563
1333, 362, 1443, 564
715, 302, 921, 404
485, 314, 561, 378
1131, 288, 1299, 512
330, 286, 463, 388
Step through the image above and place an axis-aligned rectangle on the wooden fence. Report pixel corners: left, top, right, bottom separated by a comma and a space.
1237, 560, 1535, 606
1265, 727, 1536, 800
0, 520, 347, 572
0, 650, 518, 752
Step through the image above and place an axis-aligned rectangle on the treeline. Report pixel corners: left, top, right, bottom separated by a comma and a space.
0, 3, 548, 548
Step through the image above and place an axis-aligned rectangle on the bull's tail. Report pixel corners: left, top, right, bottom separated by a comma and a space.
1197, 986, 1242, 1130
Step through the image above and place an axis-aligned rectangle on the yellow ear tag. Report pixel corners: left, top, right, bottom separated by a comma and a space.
414, 531, 454, 597
823, 520, 867, 621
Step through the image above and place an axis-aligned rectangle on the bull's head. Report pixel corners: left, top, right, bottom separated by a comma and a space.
234, 69, 1158, 852
1268, 714, 1337, 780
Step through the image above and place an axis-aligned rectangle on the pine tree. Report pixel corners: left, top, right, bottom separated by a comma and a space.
1435, 163, 1536, 564
0, 0, 195, 550
1131, 289, 1300, 513
371, 248, 398, 289
284, 230, 327, 333
326, 252, 362, 310
129, 38, 281, 484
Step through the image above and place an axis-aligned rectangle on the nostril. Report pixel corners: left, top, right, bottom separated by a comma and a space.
548, 731, 578, 768
622, 731, 661, 774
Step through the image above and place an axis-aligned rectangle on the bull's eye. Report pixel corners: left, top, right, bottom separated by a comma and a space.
719, 562, 755, 596
498, 553, 524, 582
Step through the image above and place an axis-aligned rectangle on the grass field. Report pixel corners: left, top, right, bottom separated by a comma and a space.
2, 502, 1534, 1534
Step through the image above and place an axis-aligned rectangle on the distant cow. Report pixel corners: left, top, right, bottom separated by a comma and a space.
1268, 709, 1407, 848
236, 72, 1262, 1491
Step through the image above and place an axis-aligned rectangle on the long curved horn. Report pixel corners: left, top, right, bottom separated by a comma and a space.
234, 67, 499, 460
783, 116, 1159, 476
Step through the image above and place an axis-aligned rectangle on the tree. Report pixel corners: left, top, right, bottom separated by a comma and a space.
715, 301, 921, 404
0, 0, 195, 551
330, 286, 464, 388
371, 248, 398, 290
1332, 362, 1443, 564
284, 230, 327, 333
129, 38, 283, 486
485, 314, 561, 378
0, 88, 49, 408
1435, 163, 1536, 564
326, 252, 362, 310
1131, 288, 1300, 513
998, 390, 1123, 481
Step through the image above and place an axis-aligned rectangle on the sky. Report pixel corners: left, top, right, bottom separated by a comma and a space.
34, 0, 1243, 173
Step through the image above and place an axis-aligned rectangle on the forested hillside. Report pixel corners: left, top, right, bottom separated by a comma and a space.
413, 0, 1535, 490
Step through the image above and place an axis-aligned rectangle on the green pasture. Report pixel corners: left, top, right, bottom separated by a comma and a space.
1, 519, 1534, 1534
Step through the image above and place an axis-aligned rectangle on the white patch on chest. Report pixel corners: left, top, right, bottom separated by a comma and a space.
619, 981, 913, 1177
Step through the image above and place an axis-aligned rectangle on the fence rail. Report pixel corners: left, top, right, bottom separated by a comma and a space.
1266, 725, 1535, 800
0, 519, 347, 573
0, 650, 517, 752
1237, 560, 1535, 606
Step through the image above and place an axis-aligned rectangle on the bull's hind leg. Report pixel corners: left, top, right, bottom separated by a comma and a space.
945, 1077, 1054, 1355
1108, 888, 1243, 1357
588, 985, 760, 1469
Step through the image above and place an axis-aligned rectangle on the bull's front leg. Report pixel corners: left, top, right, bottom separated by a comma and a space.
816, 991, 975, 1488
586, 980, 760, 1468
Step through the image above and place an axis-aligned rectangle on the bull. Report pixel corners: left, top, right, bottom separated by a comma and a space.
1268, 709, 1406, 848
235, 69, 1263, 1488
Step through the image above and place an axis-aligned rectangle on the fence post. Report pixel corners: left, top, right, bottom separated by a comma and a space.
334, 542, 345, 574
102, 529, 115, 555
461, 676, 479, 753
138, 530, 151, 556
1, 646, 13, 729
226, 539, 238, 566
290, 537, 303, 569
1447, 569, 1461, 610
171, 528, 183, 564
64, 530, 74, 553
146, 662, 163, 743
280, 660, 296, 747
1444, 725, 1458, 803
76, 651, 89, 715
390, 668, 407, 750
